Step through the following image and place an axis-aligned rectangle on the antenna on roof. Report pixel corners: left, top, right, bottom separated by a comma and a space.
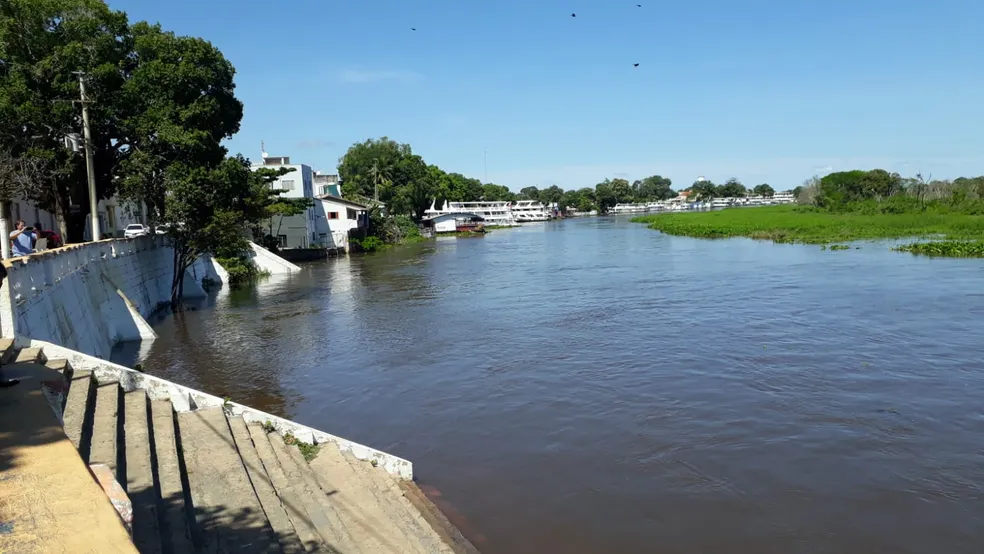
261, 140, 268, 159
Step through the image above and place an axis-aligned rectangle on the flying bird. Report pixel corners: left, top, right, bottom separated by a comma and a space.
571, 13, 576, 17
637, 4, 642, 6
633, 63, 640, 67
411, 27, 416, 31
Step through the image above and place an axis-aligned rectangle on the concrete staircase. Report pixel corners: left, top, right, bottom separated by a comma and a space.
2, 340, 475, 554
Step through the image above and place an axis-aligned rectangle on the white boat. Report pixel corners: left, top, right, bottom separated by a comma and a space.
611, 203, 650, 214
425, 201, 519, 227
511, 200, 551, 222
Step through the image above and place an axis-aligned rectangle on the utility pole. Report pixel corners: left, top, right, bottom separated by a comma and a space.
75, 72, 100, 241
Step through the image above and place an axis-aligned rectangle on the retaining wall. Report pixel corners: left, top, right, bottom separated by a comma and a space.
0, 237, 223, 359
248, 241, 302, 274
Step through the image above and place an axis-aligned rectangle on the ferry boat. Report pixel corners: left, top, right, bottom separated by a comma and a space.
425, 201, 519, 226
511, 200, 551, 223
610, 203, 650, 214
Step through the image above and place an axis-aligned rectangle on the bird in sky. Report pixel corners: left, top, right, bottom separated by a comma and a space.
411, 27, 416, 31
571, 13, 576, 17
633, 63, 640, 67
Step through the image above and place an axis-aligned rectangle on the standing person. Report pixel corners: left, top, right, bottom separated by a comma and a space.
9, 220, 35, 257
0, 260, 16, 388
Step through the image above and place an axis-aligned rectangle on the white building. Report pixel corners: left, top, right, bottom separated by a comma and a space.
315, 195, 369, 250
251, 154, 317, 248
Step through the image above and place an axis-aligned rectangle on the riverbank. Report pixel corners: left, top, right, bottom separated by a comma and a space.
631, 205, 984, 252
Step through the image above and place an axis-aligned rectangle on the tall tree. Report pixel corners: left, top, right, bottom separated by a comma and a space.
116, 21, 243, 229
633, 175, 675, 201
690, 179, 718, 201
595, 180, 617, 213
610, 178, 632, 203
752, 183, 775, 197
518, 186, 540, 200
718, 178, 747, 198
0, 0, 131, 240
337, 137, 411, 201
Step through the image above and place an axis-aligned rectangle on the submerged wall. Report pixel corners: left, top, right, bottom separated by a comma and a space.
0, 237, 224, 359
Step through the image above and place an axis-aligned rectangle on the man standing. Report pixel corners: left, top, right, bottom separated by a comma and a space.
9, 220, 35, 257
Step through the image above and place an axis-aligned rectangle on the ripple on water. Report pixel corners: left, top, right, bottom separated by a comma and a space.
120, 218, 984, 554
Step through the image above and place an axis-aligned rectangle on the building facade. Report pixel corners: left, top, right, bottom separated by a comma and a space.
315, 195, 368, 250
252, 155, 317, 248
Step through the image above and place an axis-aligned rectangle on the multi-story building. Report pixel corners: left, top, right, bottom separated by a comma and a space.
314, 172, 341, 197
251, 154, 317, 248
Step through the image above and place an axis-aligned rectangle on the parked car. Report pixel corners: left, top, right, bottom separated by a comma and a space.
124, 224, 150, 239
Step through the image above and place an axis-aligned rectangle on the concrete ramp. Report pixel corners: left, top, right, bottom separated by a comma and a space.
247, 241, 301, 274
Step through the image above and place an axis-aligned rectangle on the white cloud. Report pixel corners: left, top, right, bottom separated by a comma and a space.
338, 69, 423, 84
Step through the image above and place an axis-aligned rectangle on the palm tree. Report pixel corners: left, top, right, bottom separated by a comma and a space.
368, 161, 391, 202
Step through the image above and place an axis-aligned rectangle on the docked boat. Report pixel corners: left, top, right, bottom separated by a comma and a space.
511, 200, 551, 222
425, 201, 519, 227
610, 203, 650, 214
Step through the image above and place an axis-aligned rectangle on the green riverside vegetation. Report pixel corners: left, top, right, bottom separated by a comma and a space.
632, 170, 984, 257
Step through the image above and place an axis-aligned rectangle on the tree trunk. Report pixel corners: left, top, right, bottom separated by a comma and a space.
54, 196, 70, 243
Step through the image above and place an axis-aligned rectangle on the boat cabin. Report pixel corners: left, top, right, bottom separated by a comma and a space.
421, 212, 486, 234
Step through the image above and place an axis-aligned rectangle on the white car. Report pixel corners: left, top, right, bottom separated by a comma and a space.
123, 224, 150, 239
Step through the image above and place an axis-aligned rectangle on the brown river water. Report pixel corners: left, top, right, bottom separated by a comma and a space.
114, 216, 984, 553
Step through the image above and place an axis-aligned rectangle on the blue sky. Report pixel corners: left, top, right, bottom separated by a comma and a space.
110, 0, 984, 191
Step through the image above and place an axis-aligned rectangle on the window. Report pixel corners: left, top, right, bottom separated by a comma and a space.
328, 212, 339, 220
278, 235, 287, 247
346, 208, 357, 220
106, 205, 116, 230
279, 179, 295, 191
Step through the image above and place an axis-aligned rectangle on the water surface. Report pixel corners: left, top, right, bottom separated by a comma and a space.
115, 217, 984, 553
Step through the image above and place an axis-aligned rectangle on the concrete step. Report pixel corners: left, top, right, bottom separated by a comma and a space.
267, 429, 353, 552
14, 346, 47, 364
282, 439, 364, 554
341, 451, 453, 554
246, 423, 327, 552
124, 390, 162, 554
399, 481, 480, 554
307, 443, 426, 554
0, 337, 16, 364
61, 370, 93, 456
90, 380, 121, 482
150, 400, 194, 554
229, 417, 306, 554
176, 407, 279, 553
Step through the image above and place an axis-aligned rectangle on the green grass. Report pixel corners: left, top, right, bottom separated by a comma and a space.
631, 205, 984, 244
893, 240, 984, 257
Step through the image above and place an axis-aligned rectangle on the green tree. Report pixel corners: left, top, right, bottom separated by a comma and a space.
752, 183, 775, 197
610, 178, 632, 203
518, 186, 540, 200
690, 180, 718, 201
718, 178, 747, 198
337, 137, 411, 201
163, 155, 281, 306
0, 0, 131, 239
481, 183, 515, 202
537, 185, 564, 207
595, 180, 617, 213
792, 185, 805, 199
116, 21, 243, 229
633, 175, 675, 201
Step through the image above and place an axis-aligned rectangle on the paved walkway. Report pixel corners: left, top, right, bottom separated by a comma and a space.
0, 362, 135, 553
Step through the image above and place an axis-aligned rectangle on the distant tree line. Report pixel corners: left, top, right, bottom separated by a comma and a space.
796, 169, 984, 214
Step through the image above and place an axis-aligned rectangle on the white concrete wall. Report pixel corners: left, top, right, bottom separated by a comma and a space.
246, 241, 301, 274
0, 237, 223, 359
30, 339, 414, 479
